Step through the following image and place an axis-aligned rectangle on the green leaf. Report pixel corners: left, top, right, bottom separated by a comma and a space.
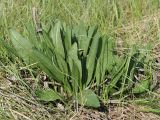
31, 49, 65, 83
86, 34, 100, 85
76, 23, 87, 51
63, 26, 72, 52
24, 23, 39, 47
105, 37, 114, 72
87, 25, 98, 40
40, 30, 55, 50
54, 53, 71, 91
132, 79, 150, 94
10, 29, 33, 63
94, 60, 101, 85
35, 89, 62, 102
49, 21, 65, 58
95, 36, 114, 85
82, 26, 98, 56
68, 43, 82, 90
78, 89, 100, 108
72, 60, 81, 92
55, 54, 68, 76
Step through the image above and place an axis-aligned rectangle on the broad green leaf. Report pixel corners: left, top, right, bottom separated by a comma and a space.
49, 21, 65, 58
94, 42, 104, 84
95, 36, 114, 85
24, 23, 39, 47
87, 25, 98, 40
63, 26, 72, 52
10, 29, 33, 63
55, 54, 68, 76
40, 30, 55, 49
35, 89, 62, 101
31, 49, 65, 83
82, 25, 98, 57
76, 23, 87, 50
72, 60, 81, 92
68, 43, 82, 77
86, 34, 100, 85
105, 37, 114, 72
68, 43, 82, 90
54, 53, 71, 91
78, 89, 100, 108
95, 60, 101, 85
132, 79, 150, 94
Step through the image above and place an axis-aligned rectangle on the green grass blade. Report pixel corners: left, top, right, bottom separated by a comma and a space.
107, 56, 127, 92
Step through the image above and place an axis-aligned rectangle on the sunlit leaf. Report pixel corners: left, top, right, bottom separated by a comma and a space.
78, 89, 100, 108
86, 33, 100, 85
36, 89, 62, 102
10, 29, 33, 63
132, 79, 150, 94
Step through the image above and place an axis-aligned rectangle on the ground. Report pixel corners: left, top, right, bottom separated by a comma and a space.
0, 77, 160, 120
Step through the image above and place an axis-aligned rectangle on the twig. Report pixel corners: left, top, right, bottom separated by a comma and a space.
32, 7, 42, 33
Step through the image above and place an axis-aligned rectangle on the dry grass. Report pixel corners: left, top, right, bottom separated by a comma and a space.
108, 104, 160, 120
0, 76, 160, 120
0, 77, 63, 120
114, 9, 160, 46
